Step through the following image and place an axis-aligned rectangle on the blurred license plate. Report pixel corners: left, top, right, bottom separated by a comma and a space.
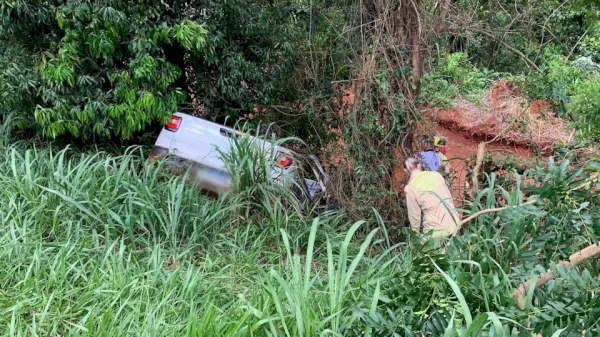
191, 165, 231, 194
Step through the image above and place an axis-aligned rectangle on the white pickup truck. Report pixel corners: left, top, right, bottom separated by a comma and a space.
149, 112, 330, 206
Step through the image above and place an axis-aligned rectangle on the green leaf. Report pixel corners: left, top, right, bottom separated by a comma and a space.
464, 313, 488, 337
550, 328, 567, 337
432, 260, 473, 325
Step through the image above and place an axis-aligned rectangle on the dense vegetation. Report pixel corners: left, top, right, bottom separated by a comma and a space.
4, 0, 600, 219
5, 1, 598, 138
2, 0, 600, 336
0, 118, 599, 335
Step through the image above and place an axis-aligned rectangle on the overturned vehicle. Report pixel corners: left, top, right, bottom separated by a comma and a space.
149, 112, 335, 210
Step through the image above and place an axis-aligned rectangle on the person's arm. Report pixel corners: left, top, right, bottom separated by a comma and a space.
405, 187, 422, 232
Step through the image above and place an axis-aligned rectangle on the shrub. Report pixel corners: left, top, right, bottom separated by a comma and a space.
420, 52, 490, 107
570, 76, 600, 139
0, 0, 305, 140
524, 49, 582, 116
580, 22, 600, 62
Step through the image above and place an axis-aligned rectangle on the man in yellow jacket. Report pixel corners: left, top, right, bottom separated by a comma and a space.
404, 157, 460, 241
434, 136, 450, 175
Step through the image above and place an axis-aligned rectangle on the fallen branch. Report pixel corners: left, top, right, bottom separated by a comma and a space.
455, 199, 537, 232
472, 142, 486, 173
457, 173, 596, 233
467, 142, 487, 199
572, 172, 598, 192
513, 244, 600, 310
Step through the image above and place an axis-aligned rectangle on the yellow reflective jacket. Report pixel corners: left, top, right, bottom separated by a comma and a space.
437, 151, 450, 173
405, 171, 459, 237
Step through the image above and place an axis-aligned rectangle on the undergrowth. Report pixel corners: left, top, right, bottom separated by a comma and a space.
420, 53, 499, 107
0, 131, 599, 336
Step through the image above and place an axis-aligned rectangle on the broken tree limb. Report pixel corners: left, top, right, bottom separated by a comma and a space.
455, 199, 537, 232
571, 172, 598, 192
484, 153, 547, 173
468, 142, 487, 199
513, 244, 600, 310
456, 173, 596, 235
473, 142, 486, 173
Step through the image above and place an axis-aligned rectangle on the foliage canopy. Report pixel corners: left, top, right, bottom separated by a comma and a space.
0, 0, 303, 139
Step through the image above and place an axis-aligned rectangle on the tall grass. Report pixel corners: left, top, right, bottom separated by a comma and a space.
0, 138, 378, 335
0, 137, 596, 336
217, 126, 303, 222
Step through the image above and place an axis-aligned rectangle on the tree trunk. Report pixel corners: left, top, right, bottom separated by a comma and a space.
411, 22, 421, 97
438, 0, 452, 31
391, 147, 407, 193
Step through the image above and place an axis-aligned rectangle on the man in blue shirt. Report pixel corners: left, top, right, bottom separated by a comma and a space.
418, 138, 440, 171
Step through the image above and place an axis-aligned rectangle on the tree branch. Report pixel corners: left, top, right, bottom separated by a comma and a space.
467, 141, 487, 199
513, 244, 600, 310
476, 30, 543, 73
437, 0, 452, 32
456, 199, 536, 231
566, 28, 590, 62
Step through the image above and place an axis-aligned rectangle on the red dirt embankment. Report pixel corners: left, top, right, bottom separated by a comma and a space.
326, 79, 573, 202
420, 80, 574, 199
428, 80, 572, 153
433, 124, 534, 199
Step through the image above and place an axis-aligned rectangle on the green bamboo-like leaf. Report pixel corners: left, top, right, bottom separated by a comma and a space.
432, 259, 473, 325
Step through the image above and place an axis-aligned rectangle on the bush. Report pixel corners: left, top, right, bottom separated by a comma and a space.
524, 49, 582, 116
570, 76, 600, 139
0, 0, 305, 140
420, 52, 490, 107
580, 22, 600, 62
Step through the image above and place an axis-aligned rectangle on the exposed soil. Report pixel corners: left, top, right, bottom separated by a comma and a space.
530, 100, 553, 116
427, 80, 572, 155
434, 124, 534, 200
391, 146, 408, 192
414, 81, 576, 200
324, 80, 573, 205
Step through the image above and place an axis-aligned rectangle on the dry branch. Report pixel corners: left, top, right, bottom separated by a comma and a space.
468, 141, 487, 199
473, 142, 486, 173
513, 244, 600, 310
458, 172, 596, 234
454, 199, 537, 234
